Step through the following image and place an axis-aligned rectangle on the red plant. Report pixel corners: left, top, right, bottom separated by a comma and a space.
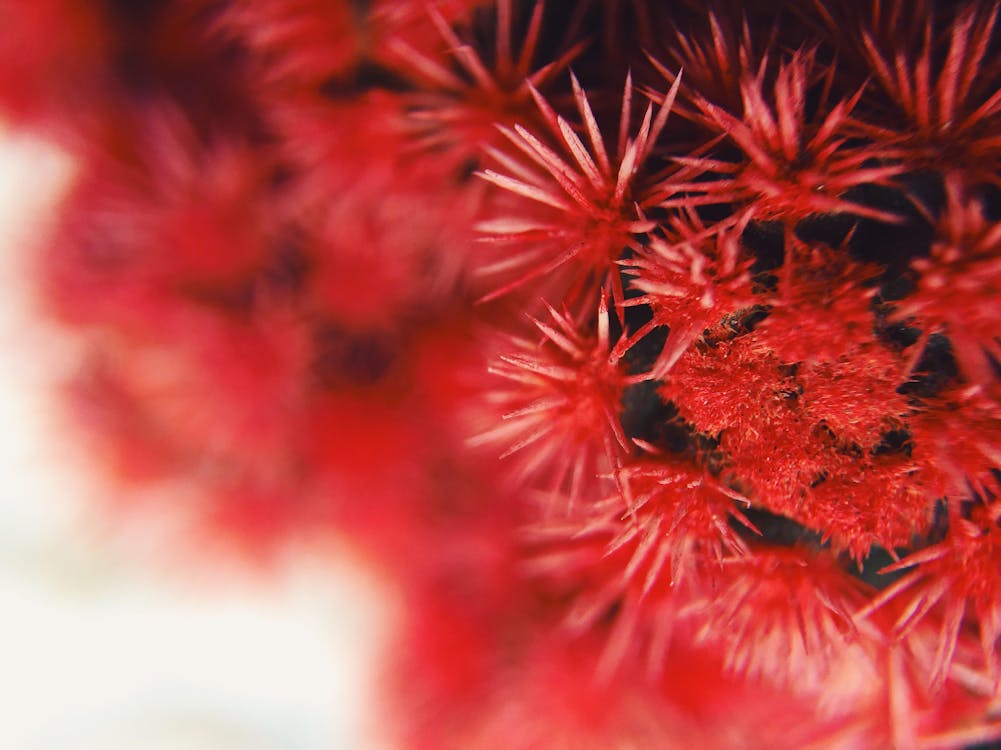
894, 175, 1001, 384
855, 1, 1001, 182
624, 209, 754, 375
10, 0, 1001, 748
475, 68, 681, 308
859, 479, 1001, 692
660, 49, 904, 224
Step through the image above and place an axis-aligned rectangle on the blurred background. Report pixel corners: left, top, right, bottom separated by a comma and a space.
0, 128, 389, 750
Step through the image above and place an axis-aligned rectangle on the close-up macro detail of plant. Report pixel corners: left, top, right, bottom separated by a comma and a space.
3, 0, 1001, 747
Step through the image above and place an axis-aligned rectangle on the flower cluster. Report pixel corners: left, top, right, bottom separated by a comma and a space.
8, 0, 1001, 747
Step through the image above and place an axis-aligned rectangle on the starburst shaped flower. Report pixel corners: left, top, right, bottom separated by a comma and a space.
471, 293, 651, 508
475, 68, 682, 308
894, 177, 1001, 383
858, 482, 1001, 692
856, 1, 1001, 182
659, 49, 903, 224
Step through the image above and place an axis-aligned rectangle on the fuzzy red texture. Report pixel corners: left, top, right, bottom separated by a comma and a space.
15, 1, 1001, 748
755, 238, 883, 363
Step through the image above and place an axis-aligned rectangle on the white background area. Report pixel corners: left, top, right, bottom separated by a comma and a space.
0, 130, 390, 750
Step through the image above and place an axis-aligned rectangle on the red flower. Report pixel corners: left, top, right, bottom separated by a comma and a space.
382, 0, 586, 162
859, 481, 1001, 692
895, 176, 1001, 383
474, 69, 681, 308
662, 49, 903, 223
857, 1, 1001, 182
471, 293, 646, 508
625, 209, 754, 377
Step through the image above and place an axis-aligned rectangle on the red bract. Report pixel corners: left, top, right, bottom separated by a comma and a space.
652, 10, 770, 119
369, 0, 489, 71
265, 91, 415, 193
681, 548, 875, 691
471, 294, 643, 508
813, 639, 1001, 750
252, 92, 479, 324
895, 178, 1001, 383
41, 113, 282, 353
625, 210, 754, 376
857, 2, 1001, 182
384, 0, 585, 163
219, 0, 483, 92
613, 457, 756, 589
474, 69, 681, 308
799, 0, 933, 83
661, 50, 902, 223
220, 0, 363, 89
859, 483, 1001, 693
909, 382, 1001, 499
523, 452, 758, 679
390, 591, 699, 750
296, 163, 475, 327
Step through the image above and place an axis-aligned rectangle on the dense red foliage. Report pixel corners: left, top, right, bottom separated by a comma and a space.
8, 0, 1001, 747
